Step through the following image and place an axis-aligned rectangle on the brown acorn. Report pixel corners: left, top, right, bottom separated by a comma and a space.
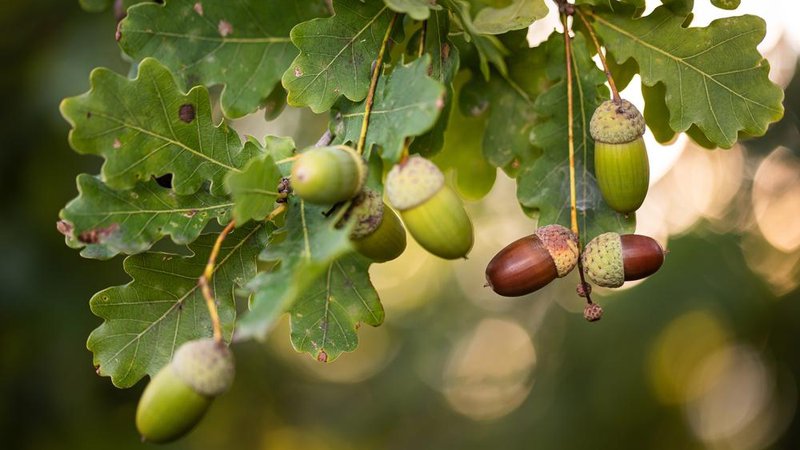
581, 232, 665, 288
485, 224, 579, 297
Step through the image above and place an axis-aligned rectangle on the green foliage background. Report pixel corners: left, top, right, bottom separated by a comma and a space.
1, 1, 800, 449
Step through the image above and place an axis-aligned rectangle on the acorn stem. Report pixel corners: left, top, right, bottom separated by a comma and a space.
562, 10, 596, 307
576, 8, 620, 102
357, 12, 399, 156
199, 221, 236, 344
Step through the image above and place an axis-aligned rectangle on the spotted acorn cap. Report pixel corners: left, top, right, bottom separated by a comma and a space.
589, 99, 645, 144
534, 224, 579, 277
386, 156, 445, 211
341, 188, 384, 239
582, 232, 624, 288
172, 339, 235, 397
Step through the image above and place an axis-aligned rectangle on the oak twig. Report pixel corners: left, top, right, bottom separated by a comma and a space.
357, 13, 399, 155
199, 220, 236, 344
576, 8, 620, 102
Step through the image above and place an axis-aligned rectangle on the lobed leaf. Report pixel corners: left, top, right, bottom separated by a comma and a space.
289, 253, 383, 363
282, 0, 397, 113
60, 58, 262, 195
445, 0, 509, 79
237, 198, 354, 342
333, 56, 446, 163
519, 34, 635, 243
472, 0, 549, 35
593, 6, 784, 148
61, 174, 232, 259
225, 136, 295, 225
119, 0, 329, 118
87, 222, 268, 388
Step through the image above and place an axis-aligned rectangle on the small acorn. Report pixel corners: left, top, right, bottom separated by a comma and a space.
340, 188, 407, 262
581, 232, 665, 288
136, 339, 235, 443
485, 224, 579, 297
386, 156, 473, 260
290, 145, 366, 205
590, 99, 650, 214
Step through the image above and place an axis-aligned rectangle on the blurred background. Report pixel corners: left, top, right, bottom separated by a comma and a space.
1, 1, 799, 449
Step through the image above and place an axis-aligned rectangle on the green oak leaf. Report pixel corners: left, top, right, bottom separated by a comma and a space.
410, 9, 461, 157
333, 56, 446, 163
519, 34, 634, 243
237, 198, 354, 341
574, 0, 644, 8
225, 136, 295, 225
282, 0, 397, 113
119, 0, 329, 118
472, 0, 548, 35
384, 0, 441, 20
642, 82, 677, 143
60, 174, 232, 259
445, 0, 509, 79
433, 74, 496, 200
593, 6, 784, 148
289, 253, 383, 363
87, 222, 268, 388
61, 58, 262, 195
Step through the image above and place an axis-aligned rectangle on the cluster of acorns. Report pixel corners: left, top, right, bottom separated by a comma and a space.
290, 145, 474, 261
484, 99, 666, 316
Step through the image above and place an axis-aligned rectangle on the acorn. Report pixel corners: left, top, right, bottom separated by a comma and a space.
136, 339, 235, 443
590, 99, 650, 214
386, 156, 473, 260
340, 188, 407, 262
485, 224, 579, 297
581, 232, 665, 288
290, 145, 366, 205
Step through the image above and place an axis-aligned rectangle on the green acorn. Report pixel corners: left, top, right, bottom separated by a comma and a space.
136, 339, 235, 444
590, 99, 650, 214
340, 188, 407, 262
581, 232, 665, 288
386, 156, 473, 260
290, 145, 366, 205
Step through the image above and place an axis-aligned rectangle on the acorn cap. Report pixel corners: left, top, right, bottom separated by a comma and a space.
582, 232, 624, 288
172, 338, 235, 397
341, 188, 384, 239
590, 99, 645, 144
386, 156, 445, 211
534, 224, 579, 277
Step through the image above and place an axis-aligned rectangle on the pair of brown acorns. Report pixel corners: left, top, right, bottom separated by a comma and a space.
485, 224, 664, 298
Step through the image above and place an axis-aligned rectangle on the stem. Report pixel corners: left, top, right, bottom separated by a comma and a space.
418, 20, 427, 58
199, 220, 236, 344
575, 8, 620, 102
357, 13, 399, 155
562, 11, 596, 306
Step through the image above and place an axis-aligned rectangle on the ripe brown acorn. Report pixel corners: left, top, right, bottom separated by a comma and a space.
581, 232, 665, 288
485, 224, 579, 297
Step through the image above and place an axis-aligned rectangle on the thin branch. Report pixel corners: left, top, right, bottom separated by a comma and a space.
418, 20, 427, 58
575, 8, 620, 102
562, 11, 596, 307
356, 13, 399, 155
199, 220, 236, 344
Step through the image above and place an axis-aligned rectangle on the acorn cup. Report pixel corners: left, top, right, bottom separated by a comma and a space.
590, 99, 650, 214
136, 339, 235, 444
386, 156, 473, 260
340, 188, 407, 262
290, 145, 366, 205
581, 232, 665, 288
485, 224, 579, 297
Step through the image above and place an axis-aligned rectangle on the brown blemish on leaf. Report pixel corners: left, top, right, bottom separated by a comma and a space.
442, 42, 450, 60
218, 20, 233, 37
113, 138, 122, 149
317, 350, 328, 363
179, 104, 195, 123
294, 67, 303, 77
86, 111, 92, 119
193, 2, 204, 15
78, 223, 120, 244
184, 209, 198, 218
56, 220, 73, 237
115, 21, 123, 42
